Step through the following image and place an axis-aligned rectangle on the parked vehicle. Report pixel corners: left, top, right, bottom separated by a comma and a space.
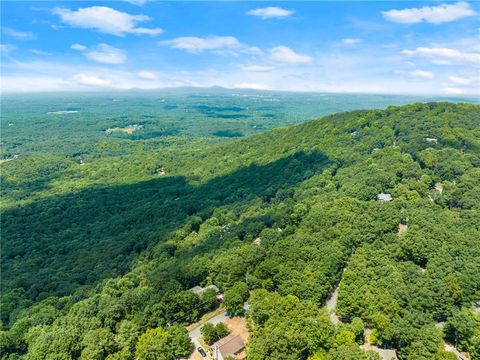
197, 347, 207, 357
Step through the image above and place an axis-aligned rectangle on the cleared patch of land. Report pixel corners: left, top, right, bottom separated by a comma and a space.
223, 316, 249, 343
105, 124, 143, 135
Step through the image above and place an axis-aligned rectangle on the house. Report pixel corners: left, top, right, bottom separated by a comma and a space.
361, 328, 398, 360
360, 345, 398, 360
370, 347, 398, 360
212, 334, 245, 360
190, 284, 219, 296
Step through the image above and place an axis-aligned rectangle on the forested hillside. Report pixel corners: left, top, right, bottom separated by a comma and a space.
1, 102, 479, 360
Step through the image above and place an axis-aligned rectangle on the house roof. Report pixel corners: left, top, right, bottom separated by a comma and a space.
212, 334, 245, 358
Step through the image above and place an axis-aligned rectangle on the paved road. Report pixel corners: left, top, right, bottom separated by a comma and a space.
188, 303, 249, 360
189, 311, 229, 339
325, 284, 340, 325
444, 343, 469, 360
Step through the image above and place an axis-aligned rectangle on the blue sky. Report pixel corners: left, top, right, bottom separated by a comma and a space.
1, 1, 479, 94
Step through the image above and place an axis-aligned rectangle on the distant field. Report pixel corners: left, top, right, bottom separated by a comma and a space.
2, 88, 477, 158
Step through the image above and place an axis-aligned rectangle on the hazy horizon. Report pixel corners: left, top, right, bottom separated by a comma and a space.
1, 1, 479, 95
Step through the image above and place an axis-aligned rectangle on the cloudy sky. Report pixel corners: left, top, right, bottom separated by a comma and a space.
1, 1, 479, 94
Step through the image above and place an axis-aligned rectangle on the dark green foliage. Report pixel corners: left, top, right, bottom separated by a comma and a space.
213, 130, 244, 137
200, 323, 217, 345
445, 308, 479, 352
200, 288, 218, 313
223, 282, 249, 315
1, 101, 479, 360
135, 326, 191, 360
328, 345, 381, 360
200, 322, 229, 345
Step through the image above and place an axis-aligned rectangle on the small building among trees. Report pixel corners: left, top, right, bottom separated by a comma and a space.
212, 334, 245, 360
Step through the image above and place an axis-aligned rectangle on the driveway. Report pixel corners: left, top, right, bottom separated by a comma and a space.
444, 343, 469, 360
189, 311, 229, 340
188, 303, 249, 360
188, 311, 228, 359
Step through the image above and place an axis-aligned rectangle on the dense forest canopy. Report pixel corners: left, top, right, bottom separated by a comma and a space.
1, 99, 479, 360
2, 90, 476, 159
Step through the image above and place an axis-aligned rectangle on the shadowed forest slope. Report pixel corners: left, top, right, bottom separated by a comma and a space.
1, 102, 479, 360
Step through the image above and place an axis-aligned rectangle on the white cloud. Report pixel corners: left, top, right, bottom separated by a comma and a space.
342, 38, 363, 45
72, 43, 126, 64
137, 70, 157, 80
0, 44, 16, 54
124, 0, 149, 6
442, 87, 465, 95
240, 64, 275, 72
160, 36, 261, 55
30, 49, 51, 56
234, 82, 272, 90
3, 27, 36, 40
71, 43, 87, 51
53, 6, 163, 36
269, 46, 313, 64
402, 47, 480, 64
0, 76, 70, 92
247, 7, 294, 19
86, 44, 126, 64
382, 2, 477, 24
71, 73, 111, 86
448, 75, 476, 85
409, 69, 435, 80
2, 45, 478, 95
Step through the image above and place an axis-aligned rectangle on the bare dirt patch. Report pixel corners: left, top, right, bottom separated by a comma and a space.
224, 317, 249, 343
398, 223, 408, 236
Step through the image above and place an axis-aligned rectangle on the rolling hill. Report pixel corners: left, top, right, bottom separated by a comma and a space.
1, 102, 479, 360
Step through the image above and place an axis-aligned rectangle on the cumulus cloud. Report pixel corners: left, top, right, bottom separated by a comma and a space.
402, 47, 480, 64
71, 73, 111, 86
342, 38, 363, 45
269, 46, 313, 64
409, 69, 435, 80
3, 27, 36, 40
72, 43, 126, 64
160, 36, 261, 55
86, 44, 126, 64
382, 2, 476, 24
71, 43, 87, 51
53, 6, 163, 36
442, 87, 465, 95
448, 75, 476, 85
240, 64, 275, 72
247, 7, 294, 19
137, 70, 157, 80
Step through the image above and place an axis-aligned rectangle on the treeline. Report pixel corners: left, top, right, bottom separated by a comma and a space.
1, 102, 479, 359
